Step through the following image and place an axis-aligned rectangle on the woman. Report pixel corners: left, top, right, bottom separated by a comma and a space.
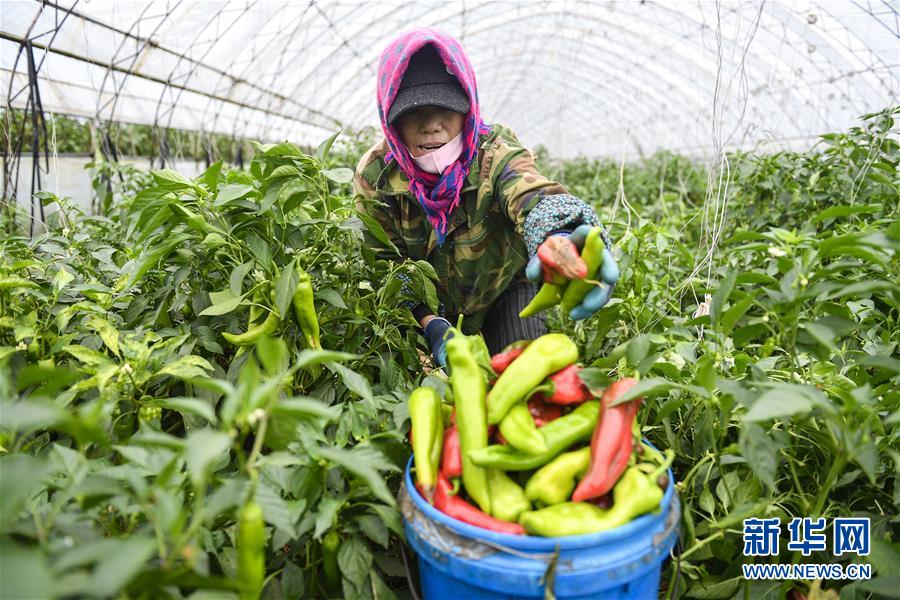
353, 28, 618, 367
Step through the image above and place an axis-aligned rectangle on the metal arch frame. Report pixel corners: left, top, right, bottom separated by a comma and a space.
34, 0, 341, 133
94, 0, 180, 125
299, 1, 482, 136
248, 5, 320, 143
230, 0, 444, 142
765, 2, 895, 107
470, 62, 783, 158
4, 0, 897, 158
485, 0, 887, 123
197, 2, 338, 142
332, 2, 774, 132
151, 1, 257, 158
335, 9, 793, 147
2, 0, 78, 226
336, 1, 872, 149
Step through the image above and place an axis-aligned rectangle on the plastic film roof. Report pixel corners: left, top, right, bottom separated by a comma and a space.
2, 0, 898, 159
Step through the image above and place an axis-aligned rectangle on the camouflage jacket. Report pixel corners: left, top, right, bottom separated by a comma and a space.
353, 124, 582, 334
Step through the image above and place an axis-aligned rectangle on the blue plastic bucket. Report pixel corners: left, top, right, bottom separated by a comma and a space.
401, 456, 679, 599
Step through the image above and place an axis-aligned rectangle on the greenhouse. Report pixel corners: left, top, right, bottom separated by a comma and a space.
1, 0, 898, 599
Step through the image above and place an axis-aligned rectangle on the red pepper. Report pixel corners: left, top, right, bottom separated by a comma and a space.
432, 472, 525, 535
546, 364, 592, 405
571, 378, 642, 502
528, 395, 563, 427
490, 342, 529, 375
441, 425, 462, 479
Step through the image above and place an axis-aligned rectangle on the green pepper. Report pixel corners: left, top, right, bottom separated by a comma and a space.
498, 402, 548, 455
292, 266, 320, 349
487, 469, 531, 522
321, 531, 341, 595
446, 334, 491, 514
409, 386, 444, 502
236, 498, 266, 599
559, 226, 606, 313
519, 466, 665, 537
487, 333, 579, 425
223, 310, 280, 346
518, 282, 563, 318
525, 446, 591, 506
470, 400, 600, 471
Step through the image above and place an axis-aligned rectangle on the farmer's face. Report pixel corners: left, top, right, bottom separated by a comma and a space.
395, 107, 465, 158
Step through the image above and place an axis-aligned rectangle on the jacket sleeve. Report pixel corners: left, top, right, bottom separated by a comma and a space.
489, 127, 599, 256
352, 148, 406, 260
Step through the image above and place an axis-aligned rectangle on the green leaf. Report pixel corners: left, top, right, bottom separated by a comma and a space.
739, 423, 779, 490
274, 259, 298, 320
317, 288, 347, 309
606, 377, 679, 406
337, 535, 373, 597
256, 482, 297, 537
199, 292, 245, 316
152, 169, 194, 188
281, 561, 305, 598
686, 577, 743, 599
157, 355, 214, 380
201, 160, 223, 192
295, 349, 359, 370
0, 400, 67, 431
273, 397, 341, 421
803, 321, 838, 352
90, 537, 157, 597
329, 363, 373, 401
88, 317, 120, 357
313, 495, 343, 539
245, 233, 273, 268
825, 280, 894, 300
316, 446, 395, 506
117, 232, 192, 291
0, 543, 55, 600
185, 430, 231, 488
742, 385, 821, 422
157, 397, 217, 424
52, 267, 74, 295
854, 577, 900, 598
229, 262, 254, 296
719, 296, 754, 334
317, 130, 342, 160
355, 211, 399, 255
215, 184, 254, 205
711, 269, 737, 326
322, 167, 354, 184
357, 514, 389, 548
625, 334, 651, 365
62, 344, 115, 367
0, 455, 51, 527
414, 260, 438, 281
812, 203, 881, 222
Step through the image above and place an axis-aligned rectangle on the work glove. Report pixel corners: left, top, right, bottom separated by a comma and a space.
526, 224, 620, 321
423, 317, 453, 369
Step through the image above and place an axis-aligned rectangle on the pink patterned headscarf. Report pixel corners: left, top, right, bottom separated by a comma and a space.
377, 28, 491, 246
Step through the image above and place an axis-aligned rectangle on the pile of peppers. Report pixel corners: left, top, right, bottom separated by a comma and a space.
409, 332, 675, 537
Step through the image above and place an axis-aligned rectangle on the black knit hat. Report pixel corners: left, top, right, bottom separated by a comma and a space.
387, 45, 471, 125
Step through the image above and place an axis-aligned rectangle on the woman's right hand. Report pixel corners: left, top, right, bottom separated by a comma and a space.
422, 316, 453, 368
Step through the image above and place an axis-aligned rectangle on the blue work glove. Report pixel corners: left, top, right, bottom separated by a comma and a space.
423, 317, 453, 369
526, 225, 620, 321
568, 224, 620, 320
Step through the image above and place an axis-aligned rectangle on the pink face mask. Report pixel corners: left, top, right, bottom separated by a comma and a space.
410, 131, 465, 175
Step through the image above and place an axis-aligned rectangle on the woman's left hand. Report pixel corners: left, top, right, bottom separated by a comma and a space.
526, 224, 620, 320
567, 224, 619, 320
